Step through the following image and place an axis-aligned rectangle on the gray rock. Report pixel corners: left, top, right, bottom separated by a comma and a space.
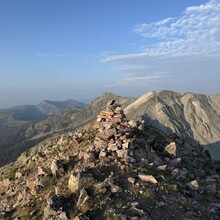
77, 188, 89, 209
50, 160, 63, 178
187, 180, 199, 191
168, 158, 181, 168
68, 172, 94, 194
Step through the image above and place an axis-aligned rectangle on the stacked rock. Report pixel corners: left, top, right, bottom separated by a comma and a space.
94, 100, 133, 161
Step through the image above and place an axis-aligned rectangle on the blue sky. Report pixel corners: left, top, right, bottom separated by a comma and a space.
0, 0, 219, 108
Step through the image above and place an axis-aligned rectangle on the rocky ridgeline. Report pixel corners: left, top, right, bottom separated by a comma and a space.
0, 101, 220, 220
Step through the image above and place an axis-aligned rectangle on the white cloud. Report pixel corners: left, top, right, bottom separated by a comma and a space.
102, 0, 220, 92
133, 0, 220, 56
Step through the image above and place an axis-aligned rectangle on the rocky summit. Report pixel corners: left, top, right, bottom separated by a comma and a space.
0, 100, 220, 220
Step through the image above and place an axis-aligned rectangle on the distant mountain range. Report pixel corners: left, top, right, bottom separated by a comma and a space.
0, 91, 219, 167
0, 99, 87, 127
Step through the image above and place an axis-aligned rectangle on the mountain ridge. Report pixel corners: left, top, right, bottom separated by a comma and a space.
0, 92, 133, 166
0, 100, 219, 219
0, 90, 220, 167
0, 99, 86, 129
125, 90, 220, 159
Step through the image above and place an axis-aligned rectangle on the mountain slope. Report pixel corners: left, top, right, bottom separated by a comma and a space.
125, 90, 220, 160
1, 90, 220, 167
37, 99, 87, 115
0, 93, 133, 166
0, 102, 219, 219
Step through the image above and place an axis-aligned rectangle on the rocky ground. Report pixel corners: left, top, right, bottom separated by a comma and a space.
0, 100, 220, 220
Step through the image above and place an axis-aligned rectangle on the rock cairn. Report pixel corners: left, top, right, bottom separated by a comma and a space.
94, 100, 133, 162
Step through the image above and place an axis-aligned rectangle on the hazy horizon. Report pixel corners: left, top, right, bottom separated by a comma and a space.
1, 0, 220, 108
1, 89, 220, 109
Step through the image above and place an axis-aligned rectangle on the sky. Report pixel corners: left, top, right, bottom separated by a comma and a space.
0, 0, 220, 108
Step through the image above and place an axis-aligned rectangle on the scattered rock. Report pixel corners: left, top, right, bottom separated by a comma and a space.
43, 205, 57, 219
50, 160, 63, 178
187, 180, 199, 191
68, 172, 94, 193
79, 152, 95, 162
128, 177, 136, 184
116, 149, 128, 158
99, 150, 107, 158
15, 172, 22, 178
68, 173, 79, 193
0, 179, 11, 194
26, 178, 37, 190
168, 158, 181, 168
138, 174, 158, 184
111, 185, 122, 193
108, 144, 118, 152
165, 142, 176, 157
157, 165, 167, 171
38, 166, 47, 176
77, 188, 90, 212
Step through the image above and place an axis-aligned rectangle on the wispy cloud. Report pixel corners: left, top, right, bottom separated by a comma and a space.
123, 75, 163, 81
102, 0, 220, 91
133, 0, 220, 57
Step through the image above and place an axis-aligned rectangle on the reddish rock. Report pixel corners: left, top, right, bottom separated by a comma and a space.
114, 114, 123, 118
0, 179, 11, 194
103, 122, 114, 130
26, 178, 37, 190
100, 111, 114, 117
113, 117, 123, 123
79, 152, 95, 162
38, 166, 47, 176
